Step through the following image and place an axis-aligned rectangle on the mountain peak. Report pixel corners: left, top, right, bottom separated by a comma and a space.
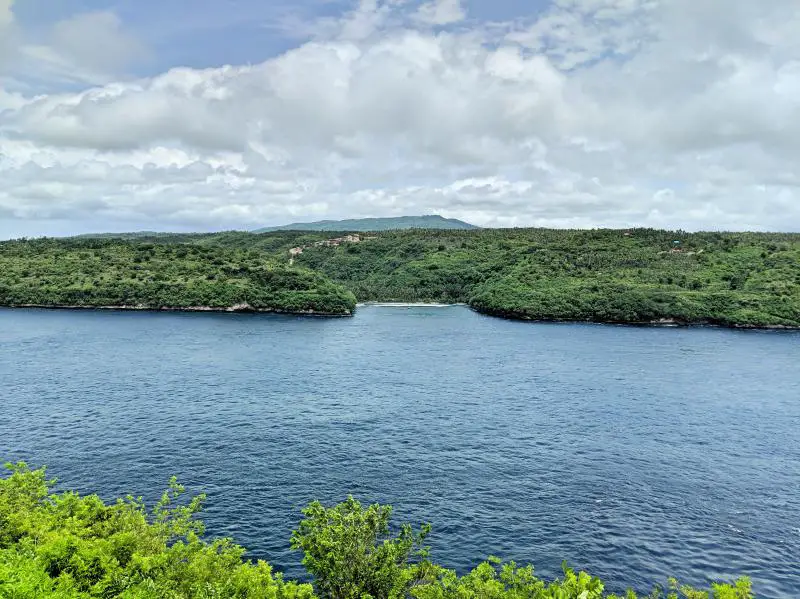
254, 215, 478, 233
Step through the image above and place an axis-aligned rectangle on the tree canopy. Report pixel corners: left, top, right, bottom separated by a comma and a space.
1, 463, 753, 599
2, 227, 799, 327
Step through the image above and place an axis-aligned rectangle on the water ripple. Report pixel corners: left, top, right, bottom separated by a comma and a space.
1, 306, 799, 598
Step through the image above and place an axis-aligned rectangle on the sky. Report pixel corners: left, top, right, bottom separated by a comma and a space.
0, 0, 799, 237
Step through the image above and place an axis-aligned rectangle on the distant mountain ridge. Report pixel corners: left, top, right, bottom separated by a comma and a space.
72, 231, 177, 240
254, 215, 478, 233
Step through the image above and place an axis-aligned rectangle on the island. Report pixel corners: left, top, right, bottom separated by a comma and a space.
1, 227, 798, 328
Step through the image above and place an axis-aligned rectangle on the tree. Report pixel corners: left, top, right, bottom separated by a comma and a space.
291, 496, 435, 599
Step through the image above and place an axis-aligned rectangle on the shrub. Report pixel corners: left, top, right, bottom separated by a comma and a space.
0, 464, 757, 599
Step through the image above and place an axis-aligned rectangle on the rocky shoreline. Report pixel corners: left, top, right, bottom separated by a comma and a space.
1, 303, 353, 317
4, 302, 798, 329
469, 307, 800, 330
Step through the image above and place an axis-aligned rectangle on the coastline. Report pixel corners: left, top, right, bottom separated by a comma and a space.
0, 303, 353, 317
3, 302, 798, 329
357, 301, 466, 307
469, 306, 800, 331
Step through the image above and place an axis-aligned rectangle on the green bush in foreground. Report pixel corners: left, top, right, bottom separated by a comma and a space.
0, 463, 753, 599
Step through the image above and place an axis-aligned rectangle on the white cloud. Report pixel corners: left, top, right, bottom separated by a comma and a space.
0, 0, 18, 69
1, 0, 799, 237
0, 0, 12, 27
506, 0, 656, 70
2, 7, 147, 87
0, 89, 26, 114
414, 0, 466, 26
49, 11, 147, 78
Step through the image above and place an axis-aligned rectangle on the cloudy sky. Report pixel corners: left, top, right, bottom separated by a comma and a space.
1, 0, 799, 237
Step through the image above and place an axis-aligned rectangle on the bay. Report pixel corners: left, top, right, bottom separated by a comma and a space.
1, 306, 799, 597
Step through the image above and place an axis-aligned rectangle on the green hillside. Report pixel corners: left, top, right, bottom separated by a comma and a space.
291, 228, 800, 327
2, 228, 799, 327
0, 238, 356, 315
254, 215, 478, 233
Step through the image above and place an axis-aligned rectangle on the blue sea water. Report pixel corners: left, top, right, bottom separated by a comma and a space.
1, 305, 799, 597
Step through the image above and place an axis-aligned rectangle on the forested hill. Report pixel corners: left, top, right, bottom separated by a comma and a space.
1, 228, 799, 327
0, 238, 356, 315
290, 228, 800, 328
253, 215, 478, 232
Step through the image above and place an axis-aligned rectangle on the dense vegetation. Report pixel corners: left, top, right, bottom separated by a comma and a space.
0, 238, 356, 315
1, 463, 753, 598
253, 215, 478, 233
291, 228, 800, 327
2, 228, 798, 326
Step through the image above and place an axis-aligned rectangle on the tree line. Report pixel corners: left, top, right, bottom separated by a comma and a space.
2, 228, 798, 326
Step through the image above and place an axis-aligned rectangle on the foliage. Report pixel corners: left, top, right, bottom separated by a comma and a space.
288, 228, 800, 327
412, 560, 752, 599
291, 497, 435, 599
0, 238, 356, 315
1, 464, 754, 599
412, 559, 606, 599
2, 227, 799, 326
0, 462, 315, 599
